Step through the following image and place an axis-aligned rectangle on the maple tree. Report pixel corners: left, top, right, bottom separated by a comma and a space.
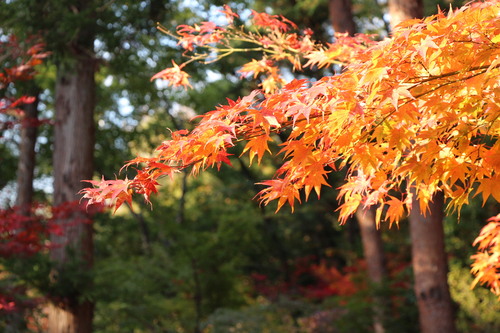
0, 204, 61, 258
0, 36, 54, 322
0, 39, 45, 240
82, 1, 500, 297
0, 205, 54, 316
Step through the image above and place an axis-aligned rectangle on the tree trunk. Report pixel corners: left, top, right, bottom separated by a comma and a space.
387, 1, 456, 331
409, 190, 456, 333
9, 89, 40, 333
16, 93, 39, 209
48, 50, 96, 333
355, 207, 387, 333
388, 0, 423, 29
328, 0, 356, 35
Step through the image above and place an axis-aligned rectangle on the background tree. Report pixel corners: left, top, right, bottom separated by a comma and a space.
0, 34, 50, 332
16, 85, 40, 211
46, 3, 97, 330
1, 1, 182, 331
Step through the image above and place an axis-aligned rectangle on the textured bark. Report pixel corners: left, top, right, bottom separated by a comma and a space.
48, 44, 96, 333
51, 57, 95, 265
16, 93, 39, 209
409, 191, 456, 333
356, 208, 386, 283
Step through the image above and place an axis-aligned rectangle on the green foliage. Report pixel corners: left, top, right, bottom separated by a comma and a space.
88, 154, 358, 332
4, 248, 94, 304
203, 285, 418, 333
91, 174, 261, 331
92, 247, 179, 331
0, 144, 17, 190
204, 297, 319, 333
448, 263, 500, 332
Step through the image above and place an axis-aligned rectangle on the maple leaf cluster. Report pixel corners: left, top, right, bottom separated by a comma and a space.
0, 35, 47, 86
0, 204, 60, 258
0, 35, 49, 131
153, 4, 373, 93
82, 1, 500, 296
471, 214, 500, 298
251, 256, 363, 301
0, 201, 97, 258
150, 60, 192, 88
0, 201, 99, 315
81, 6, 374, 209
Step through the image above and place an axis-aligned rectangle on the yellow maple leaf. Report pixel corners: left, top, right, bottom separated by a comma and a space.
476, 175, 500, 205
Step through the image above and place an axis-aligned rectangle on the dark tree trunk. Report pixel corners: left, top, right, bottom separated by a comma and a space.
48, 49, 96, 333
328, 0, 356, 35
9, 88, 40, 333
409, 191, 456, 333
16, 91, 40, 209
387, 1, 457, 331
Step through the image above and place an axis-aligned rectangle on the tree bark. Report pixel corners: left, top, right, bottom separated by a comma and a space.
355, 207, 387, 333
48, 40, 96, 333
9, 88, 40, 333
16, 91, 40, 209
409, 190, 456, 333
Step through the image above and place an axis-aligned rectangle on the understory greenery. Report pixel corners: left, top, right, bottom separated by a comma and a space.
85, 173, 499, 333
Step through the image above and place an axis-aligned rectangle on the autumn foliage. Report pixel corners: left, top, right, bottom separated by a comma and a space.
0, 35, 48, 123
471, 214, 500, 298
82, 2, 500, 297
0, 203, 69, 258
251, 257, 365, 301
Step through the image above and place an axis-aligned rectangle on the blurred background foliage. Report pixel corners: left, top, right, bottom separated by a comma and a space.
1, 0, 499, 332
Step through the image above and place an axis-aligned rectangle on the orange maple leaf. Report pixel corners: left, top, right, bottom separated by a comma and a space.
471, 215, 500, 298
151, 60, 192, 89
